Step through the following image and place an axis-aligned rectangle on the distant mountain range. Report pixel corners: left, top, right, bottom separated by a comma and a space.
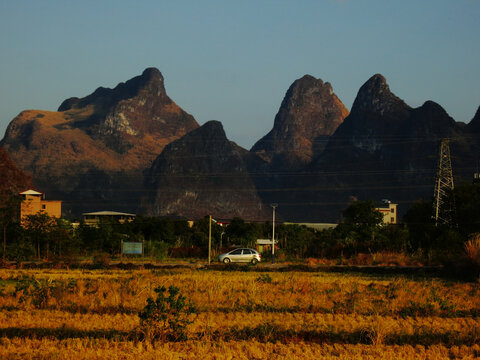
1, 68, 479, 221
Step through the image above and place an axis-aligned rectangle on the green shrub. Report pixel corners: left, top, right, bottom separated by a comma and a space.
138, 285, 196, 342
14, 276, 75, 309
150, 241, 169, 261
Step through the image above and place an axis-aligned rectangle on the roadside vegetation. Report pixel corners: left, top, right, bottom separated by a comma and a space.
2, 185, 480, 282
1, 182, 480, 275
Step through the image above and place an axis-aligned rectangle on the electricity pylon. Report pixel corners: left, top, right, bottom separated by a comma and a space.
432, 138, 455, 226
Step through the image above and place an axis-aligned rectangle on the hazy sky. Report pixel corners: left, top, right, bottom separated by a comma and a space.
1, 1, 479, 149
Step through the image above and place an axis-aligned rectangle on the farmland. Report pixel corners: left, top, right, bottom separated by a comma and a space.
0, 267, 479, 359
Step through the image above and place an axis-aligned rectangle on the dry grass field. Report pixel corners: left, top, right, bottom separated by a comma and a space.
0, 267, 479, 359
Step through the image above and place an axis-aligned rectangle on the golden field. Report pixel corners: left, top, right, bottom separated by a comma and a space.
0, 267, 479, 359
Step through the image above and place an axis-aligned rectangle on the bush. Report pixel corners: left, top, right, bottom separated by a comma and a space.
138, 285, 196, 342
93, 252, 111, 268
150, 241, 169, 261
465, 234, 480, 278
465, 234, 480, 266
14, 276, 75, 309
168, 246, 205, 258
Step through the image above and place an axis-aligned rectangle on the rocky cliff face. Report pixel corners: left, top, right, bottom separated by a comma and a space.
1, 68, 198, 216
143, 121, 270, 220
251, 75, 348, 170
57, 68, 197, 149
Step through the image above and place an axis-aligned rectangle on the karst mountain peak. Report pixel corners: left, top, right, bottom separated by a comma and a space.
2, 68, 480, 221
0, 67, 198, 216
251, 74, 349, 170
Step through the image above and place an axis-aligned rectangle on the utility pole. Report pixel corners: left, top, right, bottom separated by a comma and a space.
270, 203, 278, 264
208, 215, 212, 265
220, 231, 225, 252
432, 138, 456, 226
3, 225, 6, 261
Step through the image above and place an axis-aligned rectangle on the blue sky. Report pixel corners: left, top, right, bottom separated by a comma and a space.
1, 0, 479, 148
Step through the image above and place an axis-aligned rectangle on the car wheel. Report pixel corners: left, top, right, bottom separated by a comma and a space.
251, 258, 258, 265
223, 258, 231, 264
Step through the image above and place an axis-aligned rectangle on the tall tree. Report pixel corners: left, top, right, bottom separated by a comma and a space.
403, 200, 438, 252
454, 183, 480, 237
0, 147, 32, 260
22, 212, 57, 259
339, 200, 383, 250
225, 217, 259, 247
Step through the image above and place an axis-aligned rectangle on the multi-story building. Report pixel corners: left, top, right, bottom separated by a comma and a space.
20, 190, 62, 219
375, 201, 397, 225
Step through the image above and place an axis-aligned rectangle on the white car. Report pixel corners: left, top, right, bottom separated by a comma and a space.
218, 248, 261, 265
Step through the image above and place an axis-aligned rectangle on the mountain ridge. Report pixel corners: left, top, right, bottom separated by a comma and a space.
2, 69, 479, 222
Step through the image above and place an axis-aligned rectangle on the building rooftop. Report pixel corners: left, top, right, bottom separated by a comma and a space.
257, 239, 276, 245
20, 189, 43, 195
82, 211, 136, 216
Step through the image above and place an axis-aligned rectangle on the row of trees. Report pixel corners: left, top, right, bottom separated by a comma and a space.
1, 183, 480, 262
1, 214, 274, 261
274, 182, 480, 259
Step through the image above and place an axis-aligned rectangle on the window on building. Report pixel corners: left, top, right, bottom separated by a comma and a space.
391, 208, 395, 213
391, 217, 395, 223
42, 204, 46, 210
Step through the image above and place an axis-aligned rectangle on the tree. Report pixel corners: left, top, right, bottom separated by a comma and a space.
342, 200, 383, 228
225, 217, 259, 247
0, 194, 22, 260
5, 223, 35, 260
78, 217, 126, 255
276, 224, 316, 258
0, 147, 32, 260
453, 183, 480, 238
52, 218, 82, 259
403, 200, 440, 252
340, 200, 383, 251
376, 224, 409, 252
22, 213, 57, 259
132, 216, 176, 244
186, 216, 223, 249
